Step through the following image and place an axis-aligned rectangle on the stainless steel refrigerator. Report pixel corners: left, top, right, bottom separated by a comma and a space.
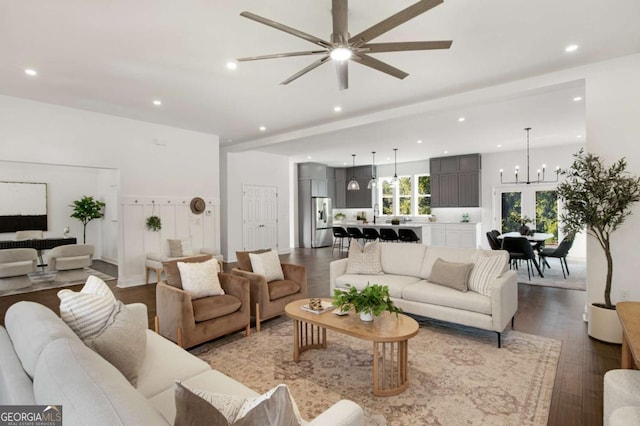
311, 197, 332, 248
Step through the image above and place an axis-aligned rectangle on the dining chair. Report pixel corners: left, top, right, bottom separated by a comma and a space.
379, 228, 399, 243
501, 236, 544, 280
486, 231, 502, 250
538, 236, 574, 279
332, 227, 349, 254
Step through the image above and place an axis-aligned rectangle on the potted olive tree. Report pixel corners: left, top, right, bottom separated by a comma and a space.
332, 284, 402, 321
69, 196, 106, 244
557, 149, 640, 343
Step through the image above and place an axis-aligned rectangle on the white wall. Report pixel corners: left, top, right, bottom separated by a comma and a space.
581, 54, 640, 306
0, 95, 220, 284
222, 150, 290, 261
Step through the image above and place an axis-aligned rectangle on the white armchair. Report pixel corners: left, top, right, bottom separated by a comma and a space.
0, 248, 37, 291
47, 244, 94, 282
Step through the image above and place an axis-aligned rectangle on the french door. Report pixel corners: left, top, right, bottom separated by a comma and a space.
494, 184, 559, 243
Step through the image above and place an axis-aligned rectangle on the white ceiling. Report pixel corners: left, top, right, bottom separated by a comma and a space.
1, 1, 638, 166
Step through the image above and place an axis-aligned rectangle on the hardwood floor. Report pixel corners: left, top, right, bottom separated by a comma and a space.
0, 250, 619, 425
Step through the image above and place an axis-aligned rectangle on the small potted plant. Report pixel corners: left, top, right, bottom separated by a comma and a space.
146, 215, 162, 232
334, 212, 346, 221
557, 149, 640, 343
332, 284, 402, 321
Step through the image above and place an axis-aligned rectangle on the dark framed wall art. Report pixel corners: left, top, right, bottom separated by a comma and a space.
0, 181, 48, 233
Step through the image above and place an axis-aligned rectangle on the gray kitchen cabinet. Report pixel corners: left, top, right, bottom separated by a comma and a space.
430, 154, 481, 207
311, 179, 328, 197
345, 165, 373, 208
334, 168, 346, 208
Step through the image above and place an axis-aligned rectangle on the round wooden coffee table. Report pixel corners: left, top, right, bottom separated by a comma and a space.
285, 298, 419, 396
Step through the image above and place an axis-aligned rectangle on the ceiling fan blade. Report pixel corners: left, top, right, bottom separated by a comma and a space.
240, 11, 331, 49
361, 40, 452, 53
349, 0, 443, 48
237, 50, 327, 62
281, 55, 331, 85
335, 60, 348, 91
331, 0, 349, 45
352, 54, 409, 80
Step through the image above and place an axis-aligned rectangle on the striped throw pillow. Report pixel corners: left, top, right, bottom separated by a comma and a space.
58, 275, 117, 340
468, 252, 509, 296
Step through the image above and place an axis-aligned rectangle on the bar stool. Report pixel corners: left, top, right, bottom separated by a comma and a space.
362, 228, 380, 242
346, 227, 366, 247
332, 227, 349, 253
379, 228, 399, 243
398, 228, 420, 243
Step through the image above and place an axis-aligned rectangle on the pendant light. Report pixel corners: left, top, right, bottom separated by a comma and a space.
347, 154, 360, 191
391, 148, 399, 186
367, 151, 377, 189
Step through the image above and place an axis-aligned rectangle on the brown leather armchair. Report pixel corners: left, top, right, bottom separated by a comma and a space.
155, 255, 250, 348
231, 250, 307, 332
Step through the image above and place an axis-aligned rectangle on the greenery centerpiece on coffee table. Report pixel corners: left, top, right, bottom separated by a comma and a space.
332, 284, 402, 321
557, 149, 640, 342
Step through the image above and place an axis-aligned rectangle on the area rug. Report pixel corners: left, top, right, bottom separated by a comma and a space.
191, 317, 561, 426
0, 268, 116, 297
516, 258, 586, 291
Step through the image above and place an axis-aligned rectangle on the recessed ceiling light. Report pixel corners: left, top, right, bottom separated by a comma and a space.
458, 117, 465, 122
307, 156, 312, 159
259, 126, 266, 132
565, 44, 579, 53
343, 162, 347, 165
497, 144, 502, 148
226, 61, 238, 70
333, 106, 342, 112
417, 140, 423, 144
573, 96, 583, 102
577, 134, 583, 139
24, 69, 37, 76
153, 100, 162, 106
443, 150, 449, 154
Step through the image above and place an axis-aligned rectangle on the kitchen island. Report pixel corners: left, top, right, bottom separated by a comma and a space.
333, 222, 481, 248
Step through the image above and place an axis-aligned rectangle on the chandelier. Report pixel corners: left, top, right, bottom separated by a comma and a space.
500, 128, 559, 185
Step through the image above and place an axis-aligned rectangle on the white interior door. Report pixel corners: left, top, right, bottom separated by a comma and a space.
242, 184, 278, 251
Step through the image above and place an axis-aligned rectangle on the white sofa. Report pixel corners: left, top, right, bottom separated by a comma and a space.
0, 301, 363, 425
330, 243, 518, 347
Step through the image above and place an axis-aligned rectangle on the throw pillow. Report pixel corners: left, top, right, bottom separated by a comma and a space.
428, 258, 474, 292
163, 255, 212, 289
174, 382, 303, 426
169, 239, 195, 257
58, 276, 147, 386
177, 258, 224, 299
248, 250, 284, 282
346, 240, 383, 275
468, 251, 510, 296
58, 275, 117, 340
84, 301, 147, 386
235, 249, 270, 272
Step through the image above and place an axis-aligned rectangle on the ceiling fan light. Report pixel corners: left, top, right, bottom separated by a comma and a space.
330, 47, 352, 61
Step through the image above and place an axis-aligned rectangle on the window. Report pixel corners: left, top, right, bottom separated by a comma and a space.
381, 179, 393, 215
416, 175, 431, 215
398, 176, 411, 215
377, 174, 430, 216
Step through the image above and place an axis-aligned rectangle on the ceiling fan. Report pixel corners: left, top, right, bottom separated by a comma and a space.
237, 0, 452, 90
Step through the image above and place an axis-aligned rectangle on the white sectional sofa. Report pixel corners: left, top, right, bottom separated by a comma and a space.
330, 242, 518, 347
0, 301, 364, 425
